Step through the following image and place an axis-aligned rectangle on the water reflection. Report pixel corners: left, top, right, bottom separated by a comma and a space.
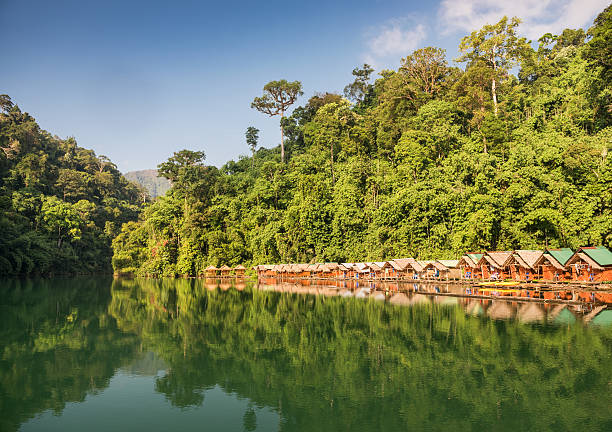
254, 278, 609, 325
1, 277, 611, 432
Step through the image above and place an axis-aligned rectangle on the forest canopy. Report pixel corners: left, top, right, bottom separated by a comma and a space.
112, 7, 612, 277
0, 98, 143, 276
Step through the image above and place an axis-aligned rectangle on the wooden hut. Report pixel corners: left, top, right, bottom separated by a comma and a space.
437, 260, 461, 279
205, 265, 219, 277
423, 260, 460, 280
308, 264, 322, 278
219, 265, 231, 277
505, 250, 543, 282
342, 263, 357, 279
391, 258, 422, 279
458, 253, 483, 279
296, 264, 311, 278
477, 251, 512, 280
534, 248, 573, 281
387, 260, 404, 279
353, 263, 371, 279
566, 246, 612, 282
233, 264, 246, 277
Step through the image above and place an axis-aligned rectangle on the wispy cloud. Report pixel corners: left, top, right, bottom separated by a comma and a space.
363, 18, 427, 70
438, 0, 608, 39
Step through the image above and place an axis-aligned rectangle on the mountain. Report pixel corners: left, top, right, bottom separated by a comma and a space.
124, 169, 171, 198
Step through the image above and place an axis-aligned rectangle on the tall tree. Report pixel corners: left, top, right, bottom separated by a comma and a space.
457, 16, 529, 116
399, 47, 449, 98
251, 80, 303, 163
245, 126, 259, 168
343, 64, 374, 104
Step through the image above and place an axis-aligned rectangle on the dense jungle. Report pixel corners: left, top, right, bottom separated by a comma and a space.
2, 6, 611, 277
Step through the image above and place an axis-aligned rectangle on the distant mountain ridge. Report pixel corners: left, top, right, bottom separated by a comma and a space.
124, 169, 171, 198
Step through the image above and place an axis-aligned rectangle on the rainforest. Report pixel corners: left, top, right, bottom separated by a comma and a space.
1, 7, 611, 277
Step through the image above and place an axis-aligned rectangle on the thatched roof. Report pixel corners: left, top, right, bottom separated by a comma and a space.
458, 253, 482, 268
479, 251, 512, 268
219, 265, 231, 271
353, 263, 371, 272
234, 264, 246, 270
438, 259, 459, 268
391, 258, 418, 270
205, 265, 219, 271
424, 261, 449, 271
388, 260, 404, 271
508, 250, 543, 269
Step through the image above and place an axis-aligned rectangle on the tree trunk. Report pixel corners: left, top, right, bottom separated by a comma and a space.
491, 77, 498, 117
491, 49, 498, 117
280, 112, 285, 163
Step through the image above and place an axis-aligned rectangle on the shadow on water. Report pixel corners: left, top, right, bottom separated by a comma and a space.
1, 277, 611, 431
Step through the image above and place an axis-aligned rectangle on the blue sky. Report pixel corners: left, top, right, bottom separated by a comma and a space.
0, 0, 607, 172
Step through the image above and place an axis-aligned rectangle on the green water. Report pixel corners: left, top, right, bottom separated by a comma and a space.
1, 278, 611, 432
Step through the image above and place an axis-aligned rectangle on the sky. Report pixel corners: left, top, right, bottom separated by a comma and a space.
0, 0, 607, 172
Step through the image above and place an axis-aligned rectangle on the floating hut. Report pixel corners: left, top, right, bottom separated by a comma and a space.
458, 253, 483, 279
566, 246, 612, 282
390, 258, 415, 279
423, 260, 461, 280
234, 264, 246, 276
437, 260, 461, 279
533, 248, 573, 281
205, 265, 219, 277
478, 251, 512, 280
219, 265, 232, 277
506, 250, 543, 282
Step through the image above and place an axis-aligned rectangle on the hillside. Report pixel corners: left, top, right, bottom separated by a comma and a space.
124, 169, 171, 198
0, 97, 143, 275
112, 7, 612, 277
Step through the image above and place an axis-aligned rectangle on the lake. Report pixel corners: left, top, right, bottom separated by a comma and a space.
1, 277, 611, 431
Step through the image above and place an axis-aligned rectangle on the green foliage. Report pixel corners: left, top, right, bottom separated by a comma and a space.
0, 101, 142, 275
109, 7, 608, 276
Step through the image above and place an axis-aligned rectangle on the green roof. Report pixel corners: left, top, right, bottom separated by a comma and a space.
580, 246, 612, 266
546, 248, 574, 265
467, 253, 483, 262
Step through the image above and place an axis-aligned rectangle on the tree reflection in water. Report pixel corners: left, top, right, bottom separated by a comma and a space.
1, 277, 611, 432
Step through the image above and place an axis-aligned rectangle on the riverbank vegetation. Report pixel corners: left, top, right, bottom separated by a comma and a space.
0, 99, 143, 275
113, 7, 611, 277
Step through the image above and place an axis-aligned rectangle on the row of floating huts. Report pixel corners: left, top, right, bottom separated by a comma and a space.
251, 246, 612, 283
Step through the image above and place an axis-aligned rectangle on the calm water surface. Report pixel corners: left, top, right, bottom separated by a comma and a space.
1, 277, 611, 431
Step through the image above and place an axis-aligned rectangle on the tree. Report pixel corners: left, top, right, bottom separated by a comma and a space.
245, 126, 259, 168
251, 80, 303, 163
40, 196, 82, 248
158, 150, 206, 184
399, 47, 449, 98
343, 64, 374, 104
96, 155, 114, 173
0, 94, 14, 113
457, 16, 530, 116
